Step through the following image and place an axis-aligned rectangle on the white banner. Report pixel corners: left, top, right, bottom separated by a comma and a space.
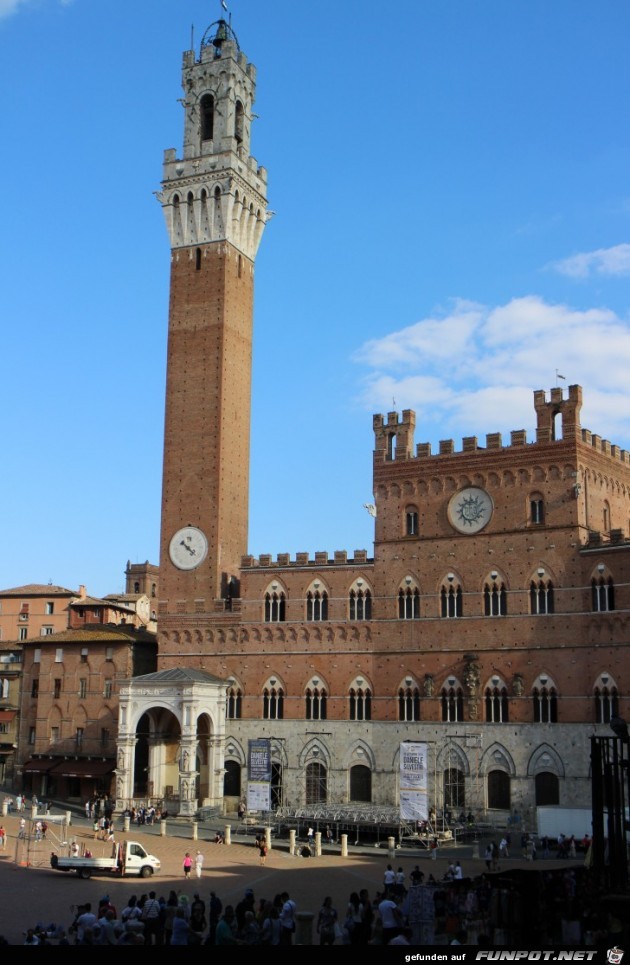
399, 741, 428, 821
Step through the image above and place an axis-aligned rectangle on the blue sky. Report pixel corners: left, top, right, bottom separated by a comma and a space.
1, 0, 629, 598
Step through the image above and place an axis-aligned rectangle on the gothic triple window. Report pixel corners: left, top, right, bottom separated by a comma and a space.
398, 580, 420, 620
226, 686, 242, 720
307, 583, 328, 621
441, 684, 464, 722
594, 674, 618, 723
349, 685, 372, 721
592, 573, 615, 612
398, 685, 421, 722
264, 586, 286, 622
305, 687, 328, 720
263, 686, 284, 720
441, 580, 463, 618
485, 682, 509, 723
349, 581, 372, 621
484, 576, 507, 616
530, 576, 554, 614
532, 676, 558, 723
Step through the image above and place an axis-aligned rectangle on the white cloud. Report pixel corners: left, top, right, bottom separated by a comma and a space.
353, 295, 630, 447
550, 243, 630, 278
0, 0, 75, 20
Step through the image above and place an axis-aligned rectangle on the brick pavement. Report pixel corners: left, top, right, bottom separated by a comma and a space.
0, 807, 581, 946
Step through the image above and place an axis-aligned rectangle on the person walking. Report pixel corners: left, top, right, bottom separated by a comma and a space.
183, 851, 193, 879
259, 838, 268, 866
195, 849, 204, 878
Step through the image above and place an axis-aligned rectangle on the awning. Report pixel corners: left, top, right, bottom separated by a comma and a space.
0, 711, 16, 722
22, 759, 56, 774
48, 759, 115, 779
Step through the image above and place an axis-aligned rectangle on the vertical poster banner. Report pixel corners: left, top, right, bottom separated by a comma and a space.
399, 741, 428, 821
247, 738, 272, 812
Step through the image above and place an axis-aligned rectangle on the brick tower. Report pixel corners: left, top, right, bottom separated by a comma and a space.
158, 18, 268, 637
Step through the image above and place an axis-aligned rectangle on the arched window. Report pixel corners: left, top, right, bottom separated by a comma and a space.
264, 589, 286, 622
592, 575, 615, 612
349, 584, 372, 620
530, 578, 554, 614
530, 496, 545, 524
484, 577, 507, 616
307, 587, 328, 621
603, 501, 611, 532
133, 581, 140, 593
594, 681, 618, 723
226, 686, 242, 719
487, 770, 511, 810
200, 93, 214, 141
234, 100, 244, 143
398, 686, 421, 722
535, 772, 559, 806
305, 687, 327, 721
349, 687, 372, 721
398, 583, 420, 619
263, 687, 284, 720
532, 682, 558, 723
405, 507, 418, 536
305, 761, 327, 805
443, 768, 465, 809
151, 584, 157, 598
441, 582, 463, 618
350, 764, 372, 803
441, 685, 464, 722
195, 247, 202, 270
223, 760, 241, 797
485, 684, 509, 723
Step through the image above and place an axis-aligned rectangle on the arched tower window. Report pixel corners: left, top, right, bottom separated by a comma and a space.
133, 582, 140, 593
405, 506, 419, 536
441, 577, 463, 618
530, 572, 554, 614
306, 582, 328, 621
441, 681, 464, 722
263, 685, 284, 720
594, 674, 618, 723
398, 682, 421, 722
485, 678, 509, 723
234, 100, 244, 143
532, 675, 558, 722
398, 578, 420, 619
200, 93, 214, 141
484, 574, 507, 616
350, 764, 372, 803
264, 584, 286, 622
349, 579, 371, 620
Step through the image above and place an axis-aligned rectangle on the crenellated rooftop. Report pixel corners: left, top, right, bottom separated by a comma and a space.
241, 550, 373, 569
373, 385, 630, 464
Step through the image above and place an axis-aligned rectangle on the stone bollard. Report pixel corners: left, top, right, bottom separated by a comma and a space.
264, 826, 272, 851
224, 823, 231, 845
192, 821, 198, 841
161, 820, 167, 836
1, 800, 8, 817
123, 815, 131, 833
31, 806, 38, 820
314, 831, 322, 857
472, 837, 480, 859
295, 911, 314, 945
65, 810, 72, 828
289, 829, 296, 856
387, 835, 396, 858
340, 833, 348, 857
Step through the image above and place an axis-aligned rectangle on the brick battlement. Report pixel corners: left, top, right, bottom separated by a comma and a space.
241, 550, 373, 569
373, 385, 630, 465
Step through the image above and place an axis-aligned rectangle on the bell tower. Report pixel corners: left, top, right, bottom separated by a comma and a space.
158, 18, 268, 634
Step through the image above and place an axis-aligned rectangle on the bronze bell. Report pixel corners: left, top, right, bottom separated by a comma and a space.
212, 20, 228, 48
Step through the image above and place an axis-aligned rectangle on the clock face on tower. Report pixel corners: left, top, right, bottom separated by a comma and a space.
447, 487, 493, 535
169, 526, 208, 570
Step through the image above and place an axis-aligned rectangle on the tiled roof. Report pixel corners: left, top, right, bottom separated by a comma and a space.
132, 668, 226, 685
0, 584, 80, 597
20, 625, 157, 645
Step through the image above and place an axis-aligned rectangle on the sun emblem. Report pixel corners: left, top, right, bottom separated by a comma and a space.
456, 494, 486, 527
447, 487, 493, 535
